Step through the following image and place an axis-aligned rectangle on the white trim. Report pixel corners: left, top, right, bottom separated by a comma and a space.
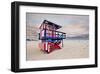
19, 5, 95, 68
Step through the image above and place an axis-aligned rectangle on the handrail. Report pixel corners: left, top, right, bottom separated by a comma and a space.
42, 28, 66, 34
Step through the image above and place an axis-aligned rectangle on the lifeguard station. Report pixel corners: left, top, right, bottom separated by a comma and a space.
39, 20, 66, 53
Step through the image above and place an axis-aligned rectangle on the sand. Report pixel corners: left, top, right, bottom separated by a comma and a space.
26, 40, 89, 61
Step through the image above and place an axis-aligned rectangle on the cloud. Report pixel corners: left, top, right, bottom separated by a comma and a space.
26, 13, 89, 38
58, 23, 89, 37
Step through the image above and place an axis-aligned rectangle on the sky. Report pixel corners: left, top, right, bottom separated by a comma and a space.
26, 13, 89, 38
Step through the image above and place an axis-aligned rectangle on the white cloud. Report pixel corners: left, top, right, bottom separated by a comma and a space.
58, 24, 89, 37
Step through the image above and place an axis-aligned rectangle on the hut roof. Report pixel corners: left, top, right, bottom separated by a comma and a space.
43, 20, 62, 29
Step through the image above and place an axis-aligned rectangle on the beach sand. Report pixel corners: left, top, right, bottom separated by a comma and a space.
26, 40, 89, 61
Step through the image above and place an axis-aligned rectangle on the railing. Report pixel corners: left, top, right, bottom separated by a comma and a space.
39, 29, 66, 40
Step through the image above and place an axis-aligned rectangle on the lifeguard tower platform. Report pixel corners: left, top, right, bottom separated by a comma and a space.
39, 20, 66, 53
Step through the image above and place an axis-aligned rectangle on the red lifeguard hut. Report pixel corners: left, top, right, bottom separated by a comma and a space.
39, 20, 66, 53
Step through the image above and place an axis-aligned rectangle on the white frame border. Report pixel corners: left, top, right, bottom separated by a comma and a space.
19, 5, 95, 69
